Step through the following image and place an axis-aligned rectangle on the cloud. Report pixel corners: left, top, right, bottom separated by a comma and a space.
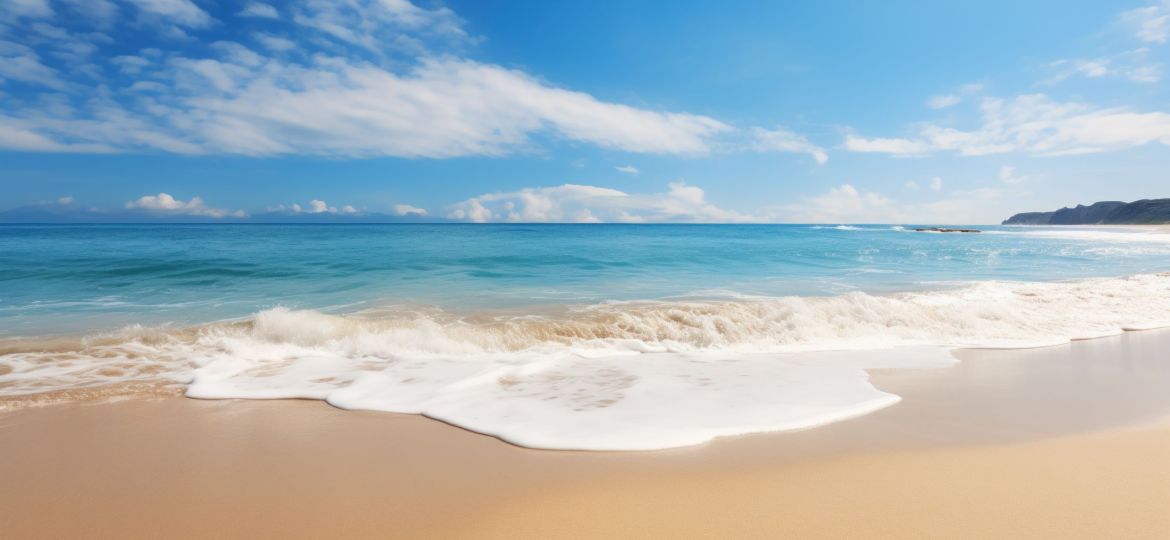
845, 94, 1170, 157
998, 165, 1030, 184
926, 94, 960, 109
255, 33, 295, 52
239, 3, 279, 19
929, 177, 943, 192
764, 184, 1009, 224
1045, 49, 1162, 84
393, 203, 428, 216
57, 196, 73, 205
124, 0, 213, 28
7, 0, 52, 18
125, 193, 244, 218
0, 1, 838, 163
272, 199, 361, 215
447, 182, 751, 223
615, 165, 639, 174
1120, 5, 1169, 43
0, 42, 67, 89
749, 127, 828, 163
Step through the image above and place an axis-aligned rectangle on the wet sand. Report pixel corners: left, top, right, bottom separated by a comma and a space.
1, 329, 1169, 538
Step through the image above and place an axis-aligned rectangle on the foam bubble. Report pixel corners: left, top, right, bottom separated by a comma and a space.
2, 273, 1170, 449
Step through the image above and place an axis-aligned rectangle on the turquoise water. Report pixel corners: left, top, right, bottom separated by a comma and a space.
4, 223, 1170, 449
3, 223, 1169, 337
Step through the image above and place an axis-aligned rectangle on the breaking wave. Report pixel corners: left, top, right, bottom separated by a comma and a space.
2, 273, 1169, 450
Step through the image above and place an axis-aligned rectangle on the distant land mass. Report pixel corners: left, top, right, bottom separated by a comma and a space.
1003, 199, 1170, 225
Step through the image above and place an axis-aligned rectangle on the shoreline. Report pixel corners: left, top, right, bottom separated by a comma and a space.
2, 329, 1170, 537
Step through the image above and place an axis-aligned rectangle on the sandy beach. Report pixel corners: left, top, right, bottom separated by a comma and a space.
2, 329, 1169, 539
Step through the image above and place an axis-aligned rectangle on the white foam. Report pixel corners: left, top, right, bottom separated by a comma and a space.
993, 227, 1170, 244
3, 273, 1170, 450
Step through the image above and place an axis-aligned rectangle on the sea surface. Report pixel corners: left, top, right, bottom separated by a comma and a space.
2, 224, 1170, 450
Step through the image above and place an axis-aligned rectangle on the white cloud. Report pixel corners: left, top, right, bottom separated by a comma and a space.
1046, 49, 1162, 84
845, 94, 1170, 157
0, 0, 834, 164
615, 165, 639, 174
927, 94, 960, 109
843, 135, 931, 155
749, 127, 828, 163
255, 33, 295, 52
124, 0, 213, 28
764, 184, 1009, 224
2, 52, 732, 157
998, 165, 1030, 184
239, 3, 279, 19
7, 0, 52, 18
308, 199, 331, 213
0, 42, 67, 89
275, 199, 364, 215
392, 204, 428, 216
447, 182, 751, 223
57, 196, 73, 205
930, 177, 943, 192
1121, 5, 1169, 43
125, 193, 244, 218
904, 180, 920, 191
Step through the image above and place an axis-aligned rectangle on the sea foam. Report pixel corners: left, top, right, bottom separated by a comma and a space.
2, 273, 1169, 450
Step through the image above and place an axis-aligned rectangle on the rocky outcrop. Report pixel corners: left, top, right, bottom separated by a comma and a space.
1003, 199, 1170, 225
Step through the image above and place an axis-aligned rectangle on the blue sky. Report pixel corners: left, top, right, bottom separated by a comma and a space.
1, 0, 1168, 223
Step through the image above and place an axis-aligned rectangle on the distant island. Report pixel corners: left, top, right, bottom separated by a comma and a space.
1003, 199, 1170, 225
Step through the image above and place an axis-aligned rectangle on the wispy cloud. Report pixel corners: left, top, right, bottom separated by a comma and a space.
845, 94, 1170, 157
1120, 4, 1169, 43
615, 165, 639, 174
239, 3, 279, 19
0, 0, 828, 164
447, 183, 752, 223
926, 94, 960, 109
749, 127, 828, 163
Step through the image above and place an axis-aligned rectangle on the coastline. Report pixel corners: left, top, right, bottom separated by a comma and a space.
2, 329, 1169, 538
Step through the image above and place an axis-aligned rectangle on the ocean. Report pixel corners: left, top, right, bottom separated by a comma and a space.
2, 223, 1170, 449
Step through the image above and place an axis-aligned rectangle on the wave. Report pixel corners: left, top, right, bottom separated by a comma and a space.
2, 273, 1169, 450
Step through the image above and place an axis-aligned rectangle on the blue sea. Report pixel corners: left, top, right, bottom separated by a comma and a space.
3, 223, 1170, 336
2, 224, 1169, 450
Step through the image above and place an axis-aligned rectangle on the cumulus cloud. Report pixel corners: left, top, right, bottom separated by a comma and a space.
749, 127, 828, 163
392, 204, 428, 216
447, 182, 751, 223
57, 196, 73, 205
845, 94, 1170, 157
273, 199, 360, 215
615, 165, 639, 174
125, 193, 245, 218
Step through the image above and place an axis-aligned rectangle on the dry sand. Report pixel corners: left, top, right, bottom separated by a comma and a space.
2, 329, 1169, 539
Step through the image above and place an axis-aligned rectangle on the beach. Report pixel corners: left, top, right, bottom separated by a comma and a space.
3, 328, 1168, 539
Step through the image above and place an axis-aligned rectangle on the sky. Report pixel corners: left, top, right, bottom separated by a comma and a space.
0, 0, 1168, 223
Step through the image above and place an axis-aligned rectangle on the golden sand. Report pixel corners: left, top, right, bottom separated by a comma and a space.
0, 330, 1168, 538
